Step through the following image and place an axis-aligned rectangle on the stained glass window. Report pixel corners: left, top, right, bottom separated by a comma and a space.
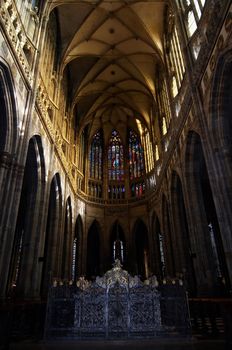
131, 182, 145, 198
108, 130, 124, 180
108, 185, 125, 200
129, 130, 144, 180
89, 130, 103, 180
88, 181, 102, 198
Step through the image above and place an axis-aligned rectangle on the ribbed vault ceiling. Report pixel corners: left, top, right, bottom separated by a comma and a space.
48, 1, 166, 140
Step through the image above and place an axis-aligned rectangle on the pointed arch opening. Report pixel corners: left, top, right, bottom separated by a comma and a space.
185, 131, 230, 295
110, 221, 126, 267
41, 173, 62, 297
61, 197, 72, 280
211, 52, 232, 152
152, 213, 165, 280
162, 194, 175, 278
171, 171, 197, 296
107, 129, 125, 200
88, 129, 103, 198
86, 220, 101, 280
128, 129, 145, 198
0, 62, 17, 154
89, 129, 103, 180
210, 53, 232, 290
72, 215, 83, 281
108, 129, 124, 181
8, 136, 45, 298
134, 219, 149, 280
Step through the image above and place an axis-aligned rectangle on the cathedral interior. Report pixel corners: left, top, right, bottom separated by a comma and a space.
0, 0, 232, 349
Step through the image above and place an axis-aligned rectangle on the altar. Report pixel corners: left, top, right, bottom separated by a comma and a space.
45, 261, 190, 339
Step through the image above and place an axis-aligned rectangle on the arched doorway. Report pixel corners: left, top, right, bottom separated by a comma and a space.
8, 136, 45, 298
0, 63, 18, 299
41, 173, 62, 297
152, 213, 165, 280
86, 220, 101, 280
162, 195, 175, 277
110, 221, 126, 268
185, 131, 230, 295
61, 197, 72, 280
0, 62, 17, 156
171, 171, 196, 296
210, 52, 232, 288
71, 215, 83, 280
134, 219, 149, 280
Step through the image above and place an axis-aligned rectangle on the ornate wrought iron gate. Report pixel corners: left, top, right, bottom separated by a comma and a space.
45, 261, 190, 339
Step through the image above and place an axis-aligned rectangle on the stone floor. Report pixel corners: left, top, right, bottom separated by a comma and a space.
6, 338, 229, 350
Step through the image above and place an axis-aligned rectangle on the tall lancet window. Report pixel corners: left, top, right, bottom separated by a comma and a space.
128, 130, 145, 180
71, 237, 78, 281
113, 238, 124, 263
108, 130, 124, 181
89, 130, 103, 180
112, 222, 125, 264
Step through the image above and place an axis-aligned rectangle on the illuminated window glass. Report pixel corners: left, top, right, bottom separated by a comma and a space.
188, 11, 197, 36
155, 145, 159, 161
182, 0, 206, 38
108, 184, 125, 200
157, 76, 172, 141
108, 130, 124, 181
129, 130, 144, 180
89, 130, 103, 180
172, 76, 178, 98
143, 130, 154, 173
79, 131, 85, 173
131, 182, 145, 198
134, 121, 153, 174
165, 10, 185, 97
162, 117, 167, 136
31, 0, 39, 8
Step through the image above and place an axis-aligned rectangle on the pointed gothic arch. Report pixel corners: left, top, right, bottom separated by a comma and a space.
6, 135, 46, 298
185, 131, 230, 295
86, 220, 101, 279
108, 129, 124, 181
162, 194, 175, 277
41, 173, 62, 297
89, 129, 103, 180
61, 196, 73, 280
110, 221, 126, 267
170, 171, 196, 296
133, 219, 149, 280
0, 62, 19, 238
209, 50, 232, 289
72, 214, 83, 280
152, 212, 165, 280
0, 61, 18, 154
211, 50, 232, 153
